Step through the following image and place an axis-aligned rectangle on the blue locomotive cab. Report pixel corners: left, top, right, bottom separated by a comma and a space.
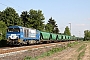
7, 26, 22, 45
7, 26, 41, 46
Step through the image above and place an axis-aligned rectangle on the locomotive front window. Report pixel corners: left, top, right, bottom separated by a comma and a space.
8, 28, 20, 32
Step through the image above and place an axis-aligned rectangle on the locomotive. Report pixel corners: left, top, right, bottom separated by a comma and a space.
6, 26, 80, 46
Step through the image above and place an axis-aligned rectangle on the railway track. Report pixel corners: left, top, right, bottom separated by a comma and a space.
0, 41, 74, 58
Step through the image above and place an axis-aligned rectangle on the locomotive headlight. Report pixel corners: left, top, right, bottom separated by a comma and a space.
16, 34, 20, 38
17, 36, 20, 39
7, 39, 9, 42
8, 37, 11, 39
18, 39, 21, 42
16, 37, 18, 39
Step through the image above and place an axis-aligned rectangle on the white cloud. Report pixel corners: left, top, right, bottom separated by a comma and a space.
87, 18, 90, 20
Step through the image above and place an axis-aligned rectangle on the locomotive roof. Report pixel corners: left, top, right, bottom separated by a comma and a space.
8, 26, 38, 30
8, 26, 22, 28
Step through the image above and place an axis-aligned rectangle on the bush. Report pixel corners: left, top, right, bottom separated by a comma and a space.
0, 40, 7, 47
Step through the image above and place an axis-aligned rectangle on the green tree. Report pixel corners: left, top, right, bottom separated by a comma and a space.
47, 17, 59, 33
29, 9, 45, 30
0, 7, 21, 27
20, 9, 45, 31
72, 35, 75, 37
54, 27, 59, 34
84, 30, 90, 40
64, 26, 71, 36
0, 21, 7, 40
0, 11, 2, 17
45, 24, 53, 33
20, 11, 29, 27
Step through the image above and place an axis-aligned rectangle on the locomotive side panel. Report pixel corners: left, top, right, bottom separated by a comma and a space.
22, 27, 40, 40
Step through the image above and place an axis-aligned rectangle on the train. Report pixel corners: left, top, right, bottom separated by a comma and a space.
6, 26, 82, 46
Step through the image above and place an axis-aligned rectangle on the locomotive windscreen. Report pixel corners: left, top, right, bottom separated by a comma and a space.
7, 28, 20, 32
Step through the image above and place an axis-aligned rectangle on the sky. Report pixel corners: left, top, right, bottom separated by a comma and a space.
0, 0, 90, 37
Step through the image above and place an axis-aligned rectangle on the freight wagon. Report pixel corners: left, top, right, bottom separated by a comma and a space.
6, 26, 80, 46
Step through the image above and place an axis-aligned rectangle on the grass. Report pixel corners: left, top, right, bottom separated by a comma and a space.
24, 41, 79, 60
67, 41, 79, 47
40, 46, 66, 57
77, 49, 85, 60
77, 44, 86, 52
77, 43, 87, 60
24, 46, 66, 60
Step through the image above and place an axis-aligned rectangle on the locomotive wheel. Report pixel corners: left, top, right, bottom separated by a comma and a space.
19, 43, 22, 46
27, 42, 30, 45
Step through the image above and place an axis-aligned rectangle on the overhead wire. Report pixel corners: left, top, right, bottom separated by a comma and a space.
7, 0, 25, 10
0, 2, 8, 7
0, 1, 22, 12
